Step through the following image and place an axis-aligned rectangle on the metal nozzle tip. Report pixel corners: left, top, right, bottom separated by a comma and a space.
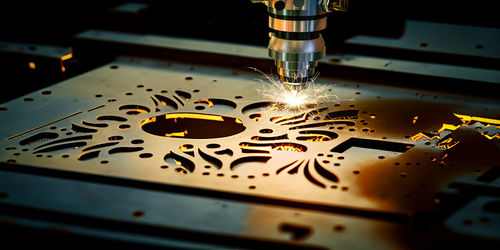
283, 82, 307, 92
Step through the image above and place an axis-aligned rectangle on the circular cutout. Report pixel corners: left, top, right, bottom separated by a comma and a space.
137, 85, 144, 88
185, 76, 193, 80
119, 124, 131, 129
131, 139, 144, 144
108, 136, 124, 141
193, 89, 200, 93
125, 92, 133, 96
161, 165, 168, 169
202, 172, 209, 176
132, 210, 145, 218
0, 107, 7, 112
110, 65, 119, 69
0, 192, 8, 199
249, 185, 256, 190
24, 98, 34, 102
41, 90, 52, 95
259, 129, 273, 134
146, 88, 153, 92
476, 44, 484, 49
62, 155, 69, 158
108, 99, 117, 102
195, 106, 205, 110
139, 153, 153, 158
217, 173, 224, 177
420, 42, 428, 47
101, 160, 109, 164
235, 96, 243, 99
207, 144, 221, 149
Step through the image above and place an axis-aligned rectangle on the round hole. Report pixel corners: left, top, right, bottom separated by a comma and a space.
207, 144, 220, 149
370, 130, 375, 133
7, 159, 16, 164
146, 88, 153, 92
62, 155, 69, 158
108, 136, 124, 141
420, 42, 428, 47
249, 185, 256, 190
353, 170, 360, 175
259, 129, 273, 134
341, 187, 349, 191
202, 172, 210, 176
235, 96, 243, 99
24, 98, 34, 102
334, 163, 341, 166
41, 90, 52, 95
400, 172, 407, 178
161, 165, 168, 169
108, 99, 117, 102
161, 90, 168, 93
119, 124, 131, 129
378, 156, 385, 159
132, 210, 145, 218
331, 185, 338, 189
195, 106, 205, 110
0, 107, 7, 112
65, 132, 73, 136
231, 175, 239, 179
212, 79, 217, 82
139, 153, 153, 158
262, 173, 269, 177
362, 128, 369, 132
248, 175, 255, 179
110, 65, 119, 69
125, 92, 133, 96
131, 139, 144, 144
476, 44, 483, 49
193, 89, 200, 93
204, 165, 211, 169
217, 173, 224, 177
137, 85, 144, 88
333, 225, 345, 232
185, 76, 193, 80
338, 156, 344, 160
101, 160, 109, 164
355, 92, 360, 95
394, 162, 400, 166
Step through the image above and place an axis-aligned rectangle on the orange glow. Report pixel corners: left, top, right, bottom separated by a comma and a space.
413, 116, 418, 124
179, 145, 192, 151
273, 144, 304, 152
165, 130, 188, 137
28, 62, 36, 69
303, 134, 332, 142
194, 100, 214, 108
61, 53, 73, 61
411, 113, 500, 144
163, 113, 224, 122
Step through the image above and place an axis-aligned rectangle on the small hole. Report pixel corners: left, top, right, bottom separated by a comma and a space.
378, 156, 385, 159
479, 217, 490, 223
139, 153, 153, 158
212, 80, 217, 82
24, 98, 34, 102
260, 129, 273, 134
41, 90, 52, 95
161, 90, 168, 93
341, 187, 348, 191
334, 163, 341, 166
331, 185, 337, 189
5, 147, 16, 151
420, 42, 428, 47
317, 153, 324, 156
248, 175, 255, 179
146, 88, 153, 92
62, 155, 69, 158
47, 155, 52, 158
476, 44, 483, 49
0, 193, 8, 199
137, 85, 144, 88
193, 89, 200, 93
353, 170, 360, 175
355, 92, 360, 95
217, 173, 224, 177
195, 106, 205, 110
394, 162, 400, 165
231, 175, 239, 179
22, 149, 28, 152
249, 185, 256, 190
13, 153, 20, 156
327, 154, 333, 158
462, 219, 472, 226
185, 76, 193, 80
349, 128, 355, 132
349, 104, 355, 107
400, 172, 407, 178
108, 99, 117, 102
333, 225, 345, 232
161, 165, 168, 169
204, 165, 211, 169
207, 144, 221, 149
323, 160, 330, 164
125, 92, 133, 96
7, 159, 16, 164
132, 210, 145, 218
108, 136, 124, 141
202, 172, 210, 176
119, 124, 131, 129
262, 173, 269, 177
101, 160, 109, 164
131, 139, 144, 144
110, 65, 119, 69
0, 107, 7, 112
337, 156, 344, 160
95, 94, 103, 98
36, 154, 42, 157
66, 132, 73, 136
235, 96, 243, 99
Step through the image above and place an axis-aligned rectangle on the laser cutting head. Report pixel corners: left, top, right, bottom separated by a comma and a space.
252, 0, 347, 92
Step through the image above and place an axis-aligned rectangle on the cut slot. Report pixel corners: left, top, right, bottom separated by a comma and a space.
279, 223, 312, 241
96, 115, 127, 122
154, 95, 178, 110
230, 156, 271, 170
78, 150, 100, 161
331, 138, 414, 153
108, 147, 144, 154
19, 132, 59, 146
33, 135, 92, 150
198, 149, 223, 169
71, 123, 98, 133
81, 121, 108, 128
33, 142, 87, 154
164, 151, 195, 173
119, 105, 151, 114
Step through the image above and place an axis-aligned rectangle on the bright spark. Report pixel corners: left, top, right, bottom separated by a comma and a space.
249, 67, 339, 111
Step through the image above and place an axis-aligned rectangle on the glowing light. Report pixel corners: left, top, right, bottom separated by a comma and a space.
194, 100, 214, 108
165, 130, 188, 137
413, 116, 418, 124
28, 62, 36, 69
273, 144, 304, 152
163, 113, 224, 122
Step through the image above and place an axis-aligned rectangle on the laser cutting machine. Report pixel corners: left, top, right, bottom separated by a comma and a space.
0, 1, 499, 249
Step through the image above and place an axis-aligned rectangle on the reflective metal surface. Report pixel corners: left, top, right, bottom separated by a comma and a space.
0, 53, 499, 247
